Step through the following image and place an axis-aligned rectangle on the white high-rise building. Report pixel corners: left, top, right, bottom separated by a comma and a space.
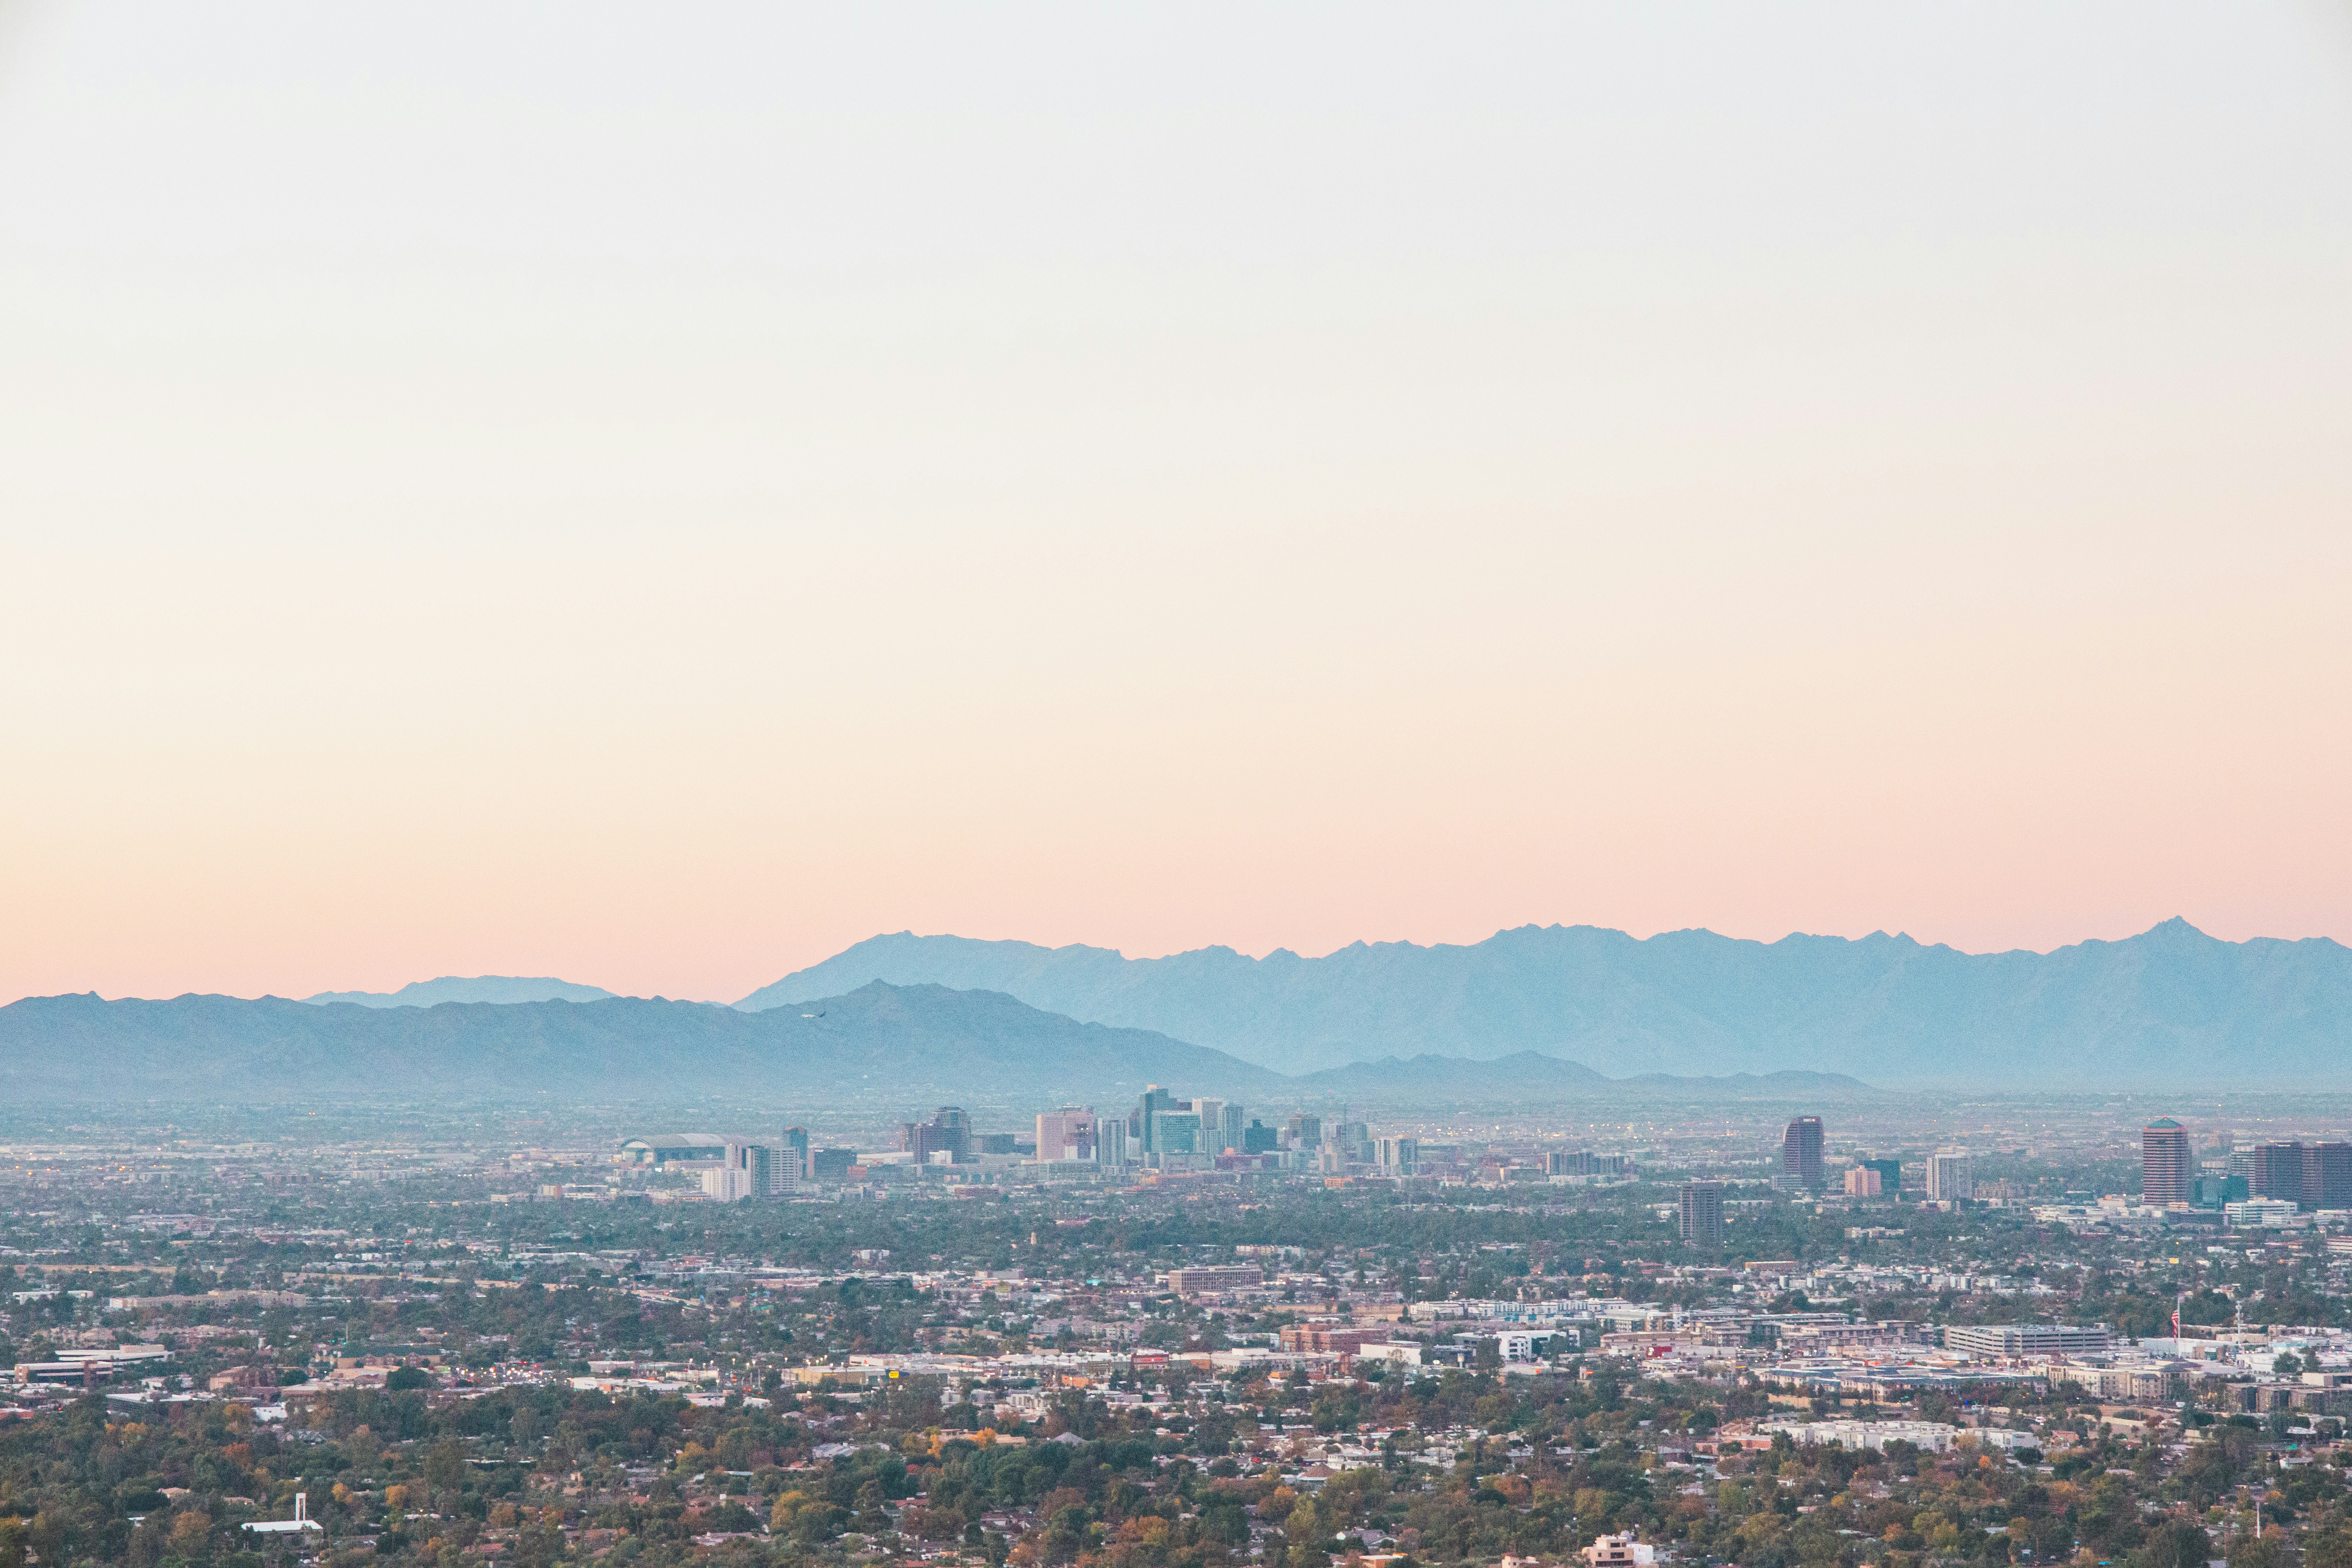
701, 1143, 763, 1202
1096, 1119, 1129, 1168
699, 1139, 799, 1200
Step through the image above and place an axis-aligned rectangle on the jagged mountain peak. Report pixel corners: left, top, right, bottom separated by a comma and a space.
735, 921, 2352, 1084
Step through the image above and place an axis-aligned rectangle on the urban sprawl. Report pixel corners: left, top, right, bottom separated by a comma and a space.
6, 1092, 2352, 1568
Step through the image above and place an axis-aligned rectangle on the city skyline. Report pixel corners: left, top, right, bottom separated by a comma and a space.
0, 4, 2346, 1557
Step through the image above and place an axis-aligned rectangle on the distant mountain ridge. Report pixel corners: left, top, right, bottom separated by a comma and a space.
0, 983, 1875, 1106
738, 919, 2352, 1084
304, 975, 617, 1008
0, 982, 1280, 1104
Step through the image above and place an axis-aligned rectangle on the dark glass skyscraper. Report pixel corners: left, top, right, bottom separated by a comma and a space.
1781, 1116, 1825, 1188
2251, 1141, 2306, 1206
2310, 1143, 2352, 1210
1680, 1179, 1725, 1250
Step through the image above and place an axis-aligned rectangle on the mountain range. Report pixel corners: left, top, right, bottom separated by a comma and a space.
737, 919, 2352, 1083
0, 982, 1278, 1105
0, 982, 1870, 1107
303, 976, 617, 1008
10, 919, 2342, 1098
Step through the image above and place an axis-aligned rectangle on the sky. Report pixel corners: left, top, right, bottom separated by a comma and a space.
2, 2, 2350, 1005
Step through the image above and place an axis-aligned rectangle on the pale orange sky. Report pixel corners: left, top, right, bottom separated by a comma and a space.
2, 3, 2350, 1004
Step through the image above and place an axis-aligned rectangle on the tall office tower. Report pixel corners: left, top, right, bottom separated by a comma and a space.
1096, 1118, 1129, 1168
2141, 1118, 2192, 1207
1679, 1180, 1725, 1250
1862, 1158, 1904, 1195
1243, 1120, 1279, 1154
1843, 1166, 1882, 1197
1036, 1106, 1096, 1162
1153, 1112, 1202, 1156
1190, 1099, 1227, 1152
1218, 1103, 1247, 1154
2251, 1142, 2306, 1205
1927, 1150, 1972, 1202
1332, 1120, 1373, 1164
1138, 1086, 1178, 1153
911, 1108, 971, 1165
1286, 1114, 1322, 1149
1373, 1136, 1419, 1174
779, 1126, 810, 1192
2308, 1143, 2352, 1210
1781, 1117, 1825, 1187
2229, 1143, 2257, 1183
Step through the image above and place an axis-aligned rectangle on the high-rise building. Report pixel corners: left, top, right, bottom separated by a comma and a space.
909, 1108, 970, 1165
2192, 1173, 2248, 1209
2309, 1143, 2352, 1210
1153, 1112, 1202, 1156
1861, 1158, 1904, 1196
1843, 1166, 1882, 1197
1330, 1120, 1372, 1165
1286, 1114, 1322, 1150
702, 1140, 783, 1201
2142, 1118, 2192, 1207
1679, 1180, 1725, 1250
2229, 1143, 2258, 1183
1138, 1086, 1181, 1153
1185, 1099, 1247, 1155
1781, 1117, 1825, 1188
1036, 1106, 1097, 1162
811, 1147, 858, 1181
1374, 1136, 1418, 1174
1242, 1120, 1279, 1154
2250, 1142, 2306, 1206
1096, 1119, 1129, 1168
1927, 1150, 1972, 1203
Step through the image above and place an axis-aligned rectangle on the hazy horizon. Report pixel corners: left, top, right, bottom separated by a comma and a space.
16, 913, 2344, 1008
4, 2, 2348, 1006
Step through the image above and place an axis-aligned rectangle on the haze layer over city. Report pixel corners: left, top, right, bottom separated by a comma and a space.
2, 7, 2350, 1568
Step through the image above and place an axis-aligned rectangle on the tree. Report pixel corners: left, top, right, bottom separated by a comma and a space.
2136, 1522, 2213, 1568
